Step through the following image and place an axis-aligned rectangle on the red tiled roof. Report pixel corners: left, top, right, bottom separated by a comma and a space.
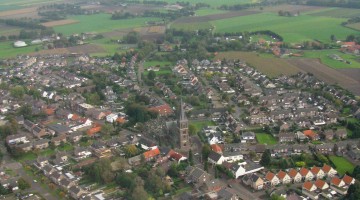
288, 169, 299, 178
148, 104, 173, 116
331, 177, 342, 186
169, 150, 184, 161
143, 148, 160, 159
343, 175, 354, 185
303, 181, 314, 191
265, 172, 276, 181
86, 126, 101, 136
299, 168, 309, 176
322, 164, 332, 173
311, 166, 322, 175
277, 170, 288, 180
303, 130, 317, 139
211, 144, 223, 153
315, 179, 327, 189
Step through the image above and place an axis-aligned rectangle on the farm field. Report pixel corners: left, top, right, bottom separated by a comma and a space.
329, 155, 354, 175
301, 49, 360, 69
164, 0, 259, 7
53, 14, 161, 35
215, 51, 301, 77
41, 19, 79, 27
255, 133, 277, 145
171, 22, 212, 31
211, 12, 358, 43
195, 8, 226, 16
253, 4, 325, 13
0, 7, 37, 18
0, 0, 66, 7
346, 23, 360, 31
88, 38, 135, 57
309, 7, 360, 18
287, 58, 360, 95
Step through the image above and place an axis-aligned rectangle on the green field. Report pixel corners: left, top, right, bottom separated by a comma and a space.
211, 12, 358, 43
310, 7, 360, 18
0, 41, 40, 59
255, 133, 277, 145
144, 60, 172, 69
302, 49, 360, 69
165, 0, 258, 7
329, 155, 355, 175
171, 22, 213, 31
89, 38, 135, 57
190, 120, 216, 133
54, 14, 161, 35
0, 0, 63, 6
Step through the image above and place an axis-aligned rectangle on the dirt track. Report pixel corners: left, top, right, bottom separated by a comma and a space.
287, 58, 360, 95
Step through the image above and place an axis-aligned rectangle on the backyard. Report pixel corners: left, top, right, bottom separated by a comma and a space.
255, 133, 277, 145
329, 155, 355, 175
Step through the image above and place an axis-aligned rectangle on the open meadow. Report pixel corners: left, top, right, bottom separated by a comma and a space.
53, 14, 161, 35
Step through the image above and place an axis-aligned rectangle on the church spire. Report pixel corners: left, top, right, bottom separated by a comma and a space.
180, 99, 186, 121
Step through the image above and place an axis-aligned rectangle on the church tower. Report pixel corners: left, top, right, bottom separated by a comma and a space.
178, 100, 190, 150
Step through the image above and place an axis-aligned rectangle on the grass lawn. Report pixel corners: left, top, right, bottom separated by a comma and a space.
0, 41, 41, 59
57, 143, 74, 151
255, 133, 277, 145
143, 69, 172, 76
89, 38, 134, 57
190, 120, 216, 133
171, 21, 213, 31
211, 12, 358, 43
54, 14, 161, 35
329, 155, 355, 175
15, 152, 37, 162
144, 60, 172, 69
301, 50, 360, 69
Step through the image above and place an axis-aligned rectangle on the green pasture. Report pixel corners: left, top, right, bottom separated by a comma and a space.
329, 155, 354, 175
164, 0, 259, 7
89, 38, 135, 57
171, 21, 213, 31
0, 41, 40, 59
54, 14, 161, 35
301, 49, 360, 69
0, 0, 63, 6
211, 12, 358, 43
143, 60, 172, 69
255, 133, 277, 145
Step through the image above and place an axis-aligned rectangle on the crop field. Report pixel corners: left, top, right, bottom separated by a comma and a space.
0, 0, 67, 7
211, 12, 358, 43
0, 7, 37, 18
53, 14, 161, 35
346, 23, 360, 31
287, 58, 360, 95
310, 7, 360, 18
329, 156, 354, 175
215, 51, 301, 77
172, 22, 213, 31
254, 4, 325, 13
256, 133, 277, 145
41, 19, 79, 27
0, 24, 20, 36
195, 8, 226, 16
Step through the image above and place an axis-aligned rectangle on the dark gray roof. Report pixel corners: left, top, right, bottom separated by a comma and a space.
47, 124, 70, 134
208, 151, 222, 162
33, 139, 49, 146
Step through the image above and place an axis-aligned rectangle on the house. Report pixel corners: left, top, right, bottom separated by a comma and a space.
330, 177, 348, 195
242, 174, 264, 190
302, 181, 318, 200
106, 113, 118, 123
217, 188, 239, 200
277, 170, 291, 184
241, 132, 255, 142
315, 143, 333, 154
168, 150, 187, 163
36, 156, 49, 168
303, 130, 319, 141
54, 152, 68, 166
278, 132, 295, 143
222, 151, 243, 163
265, 172, 280, 186
33, 139, 49, 149
47, 124, 70, 135
343, 175, 355, 185
51, 134, 67, 146
143, 147, 160, 161
86, 125, 101, 137
295, 131, 307, 142
322, 130, 334, 140
204, 179, 223, 192
335, 128, 347, 139
288, 168, 302, 183
74, 147, 92, 160
17, 142, 33, 152
59, 178, 75, 190
211, 144, 223, 154
50, 171, 65, 185
208, 133, 223, 145
68, 132, 83, 143
292, 144, 309, 154
208, 151, 224, 165
137, 138, 156, 150
186, 166, 211, 185
32, 125, 47, 138
348, 149, 360, 160
42, 164, 56, 176
299, 168, 314, 181
6, 133, 29, 145
311, 166, 325, 179
314, 179, 329, 190
228, 161, 264, 178
322, 164, 337, 177
69, 186, 85, 200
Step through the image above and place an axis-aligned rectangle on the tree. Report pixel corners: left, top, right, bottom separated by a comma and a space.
330, 34, 337, 41
147, 70, 156, 81
202, 144, 211, 161
10, 85, 25, 99
101, 123, 113, 134
260, 149, 271, 167
189, 124, 196, 135
346, 181, 360, 200
131, 186, 148, 200
18, 178, 30, 190
188, 149, 194, 166
85, 158, 115, 184
353, 165, 360, 180
0, 184, 9, 195
271, 194, 286, 200
124, 145, 139, 157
